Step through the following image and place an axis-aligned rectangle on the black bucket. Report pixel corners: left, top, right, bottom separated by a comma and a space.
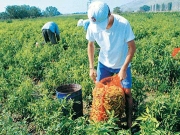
56, 84, 83, 119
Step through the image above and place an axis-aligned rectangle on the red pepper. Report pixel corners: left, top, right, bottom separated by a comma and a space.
172, 48, 180, 57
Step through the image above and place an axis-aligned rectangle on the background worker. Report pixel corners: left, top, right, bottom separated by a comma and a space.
42, 21, 60, 44
86, 1, 136, 129
77, 19, 90, 31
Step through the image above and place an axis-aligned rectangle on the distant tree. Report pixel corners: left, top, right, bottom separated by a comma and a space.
6, 5, 19, 19
162, 3, 166, 11
140, 5, 150, 12
0, 12, 9, 19
43, 6, 61, 17
168, 2, 172, 11
113, 7, 121, 14
156, 4, 160, 11
6, 5, 30, 19
19, 5, 30, 18
5, 5, 42, 19
4, 5, 61, 19
29, 6, 42, 17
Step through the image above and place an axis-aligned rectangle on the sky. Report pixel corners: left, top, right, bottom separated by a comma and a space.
0, 0, 134, 14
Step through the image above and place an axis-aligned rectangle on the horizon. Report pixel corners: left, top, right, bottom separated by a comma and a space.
0, 0, 135, 14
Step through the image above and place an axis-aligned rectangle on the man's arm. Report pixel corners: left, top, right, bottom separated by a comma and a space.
88, 41, 95, 68
88, 41, 96, 82
119, 40, 136, 80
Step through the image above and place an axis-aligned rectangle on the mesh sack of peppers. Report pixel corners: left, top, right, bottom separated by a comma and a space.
90, 74, 125, 122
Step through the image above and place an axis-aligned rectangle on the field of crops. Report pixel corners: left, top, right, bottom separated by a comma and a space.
0, 12, 180, 135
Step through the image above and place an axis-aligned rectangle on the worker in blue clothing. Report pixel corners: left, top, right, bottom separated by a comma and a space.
77, 19, 90, 31
42, 22, 60, 44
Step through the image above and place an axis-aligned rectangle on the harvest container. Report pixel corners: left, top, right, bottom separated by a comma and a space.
56, 84, 83, 119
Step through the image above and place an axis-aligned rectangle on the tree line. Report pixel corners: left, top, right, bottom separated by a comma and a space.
113, 2, 173, 15
0, 5, 61, 19
140, 2, 173, 12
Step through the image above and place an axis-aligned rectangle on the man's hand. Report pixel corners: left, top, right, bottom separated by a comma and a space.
118, 68, 127, 81
89, 69, 97, 83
